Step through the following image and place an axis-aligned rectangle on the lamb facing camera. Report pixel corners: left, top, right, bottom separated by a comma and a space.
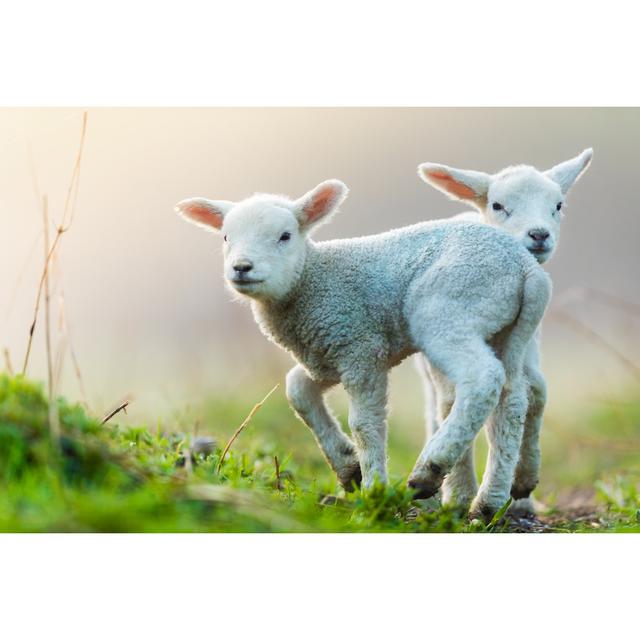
415, 149, 592, 515
176, 179, 551, 518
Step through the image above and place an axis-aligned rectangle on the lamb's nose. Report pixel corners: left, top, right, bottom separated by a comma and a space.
233, 260, 253, 273
528, 229, 550, 242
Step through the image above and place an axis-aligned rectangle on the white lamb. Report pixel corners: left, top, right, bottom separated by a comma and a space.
176, 180, 551, 518
415, 149, 593, 515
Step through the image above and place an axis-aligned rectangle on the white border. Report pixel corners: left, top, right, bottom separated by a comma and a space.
1, 534, 638, 638
1, 1, 639, 105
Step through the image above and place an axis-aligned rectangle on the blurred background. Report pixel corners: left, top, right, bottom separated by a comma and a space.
1, 108, 638, 495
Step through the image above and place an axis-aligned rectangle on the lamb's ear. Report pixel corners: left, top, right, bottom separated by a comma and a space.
418, 163, 491, 209
174, 198, 234, 232
294, 180, 349, 231
544, 148, 593, 195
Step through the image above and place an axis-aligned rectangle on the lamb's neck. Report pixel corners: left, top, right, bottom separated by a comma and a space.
249, 242, 316, 344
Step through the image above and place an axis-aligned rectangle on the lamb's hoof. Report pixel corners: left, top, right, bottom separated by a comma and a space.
408, 462, 444, 499
407, 479, 439, 500
469, 501, 499, 523
339, 464, 362, 492
510, 482, 537, 500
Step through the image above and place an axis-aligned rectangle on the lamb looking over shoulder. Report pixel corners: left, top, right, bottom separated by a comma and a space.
175, 180, 551, 518
415, 149, 592, 514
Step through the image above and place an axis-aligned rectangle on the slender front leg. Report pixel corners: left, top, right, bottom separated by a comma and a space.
470, 374, 529, 520
343, 371, 389, 488
285, 365, 361, 490
408, 339, 505, 500
428, 366, 478, 508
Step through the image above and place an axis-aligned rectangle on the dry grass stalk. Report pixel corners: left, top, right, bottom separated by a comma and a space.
53, 336, 68, 397
42, 196, 54, 397
551, 308, 640, 380
100, 400, 130, 426
3, 348, 14, 376
217, 383, 279, 473
40, 195, 60, 440
21, 111, 88, 376
274, 455, 282, 491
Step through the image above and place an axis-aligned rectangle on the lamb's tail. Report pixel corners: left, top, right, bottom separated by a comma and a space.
502, 266, 552, 384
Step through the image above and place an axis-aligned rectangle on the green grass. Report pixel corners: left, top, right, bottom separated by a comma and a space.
0, 373, 638, 533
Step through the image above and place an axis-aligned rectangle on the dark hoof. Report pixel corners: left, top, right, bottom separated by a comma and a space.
339, 464, 362, 492
407, 479, 439, 500
469, 504, 497, 523
510, 484, 536, 500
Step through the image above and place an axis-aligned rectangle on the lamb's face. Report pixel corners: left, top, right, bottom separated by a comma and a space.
418, 149, 592, 266
484, 168, 563, 264
221, 200, 306, 301
176, 180, 348, 303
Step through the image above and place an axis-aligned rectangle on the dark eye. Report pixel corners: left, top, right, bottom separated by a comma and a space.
492, 202, 503, 211
279, 231, 291, 242
223, 234, 228, 242
556, 202, 562, 211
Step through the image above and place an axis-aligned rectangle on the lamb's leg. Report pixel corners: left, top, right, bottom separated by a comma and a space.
408, 339, 505, 499
428, 367, 478, 509
285, 365, 361, 491
470, 372, 529, 520
343, 372, 389, 488
510, 350, 547, 515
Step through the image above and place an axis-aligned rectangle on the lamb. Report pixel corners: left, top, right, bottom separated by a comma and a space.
415, 149, 593, 514
175, 180, 551, 518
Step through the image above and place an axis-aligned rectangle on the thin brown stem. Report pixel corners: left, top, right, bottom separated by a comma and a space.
42, 196, 53, 398
100, 401, 130, 426
274, 455, 282, 491
60, 111, 88, 232
22, 234, 61, 375
40, 196, 60, 441
21, 112, 88, 376
217, 384, 279, 474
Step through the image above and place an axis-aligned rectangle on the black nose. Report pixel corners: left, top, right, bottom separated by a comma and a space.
233, 260, 253, 273
528, 229, 550, 242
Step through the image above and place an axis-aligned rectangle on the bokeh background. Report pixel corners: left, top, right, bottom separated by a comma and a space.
1, 108, 638, 495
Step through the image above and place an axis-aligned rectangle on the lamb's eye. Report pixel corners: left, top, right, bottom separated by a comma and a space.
492, 202, 503, 211
223, 234, 228, 242
279, 231, 291, 242
556, 202, 562, 211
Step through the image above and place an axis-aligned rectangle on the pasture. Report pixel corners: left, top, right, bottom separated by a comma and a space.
1, 373, 638, 532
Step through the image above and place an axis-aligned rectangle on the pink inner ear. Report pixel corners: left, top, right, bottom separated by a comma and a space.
181, 201, 223, 229
428, 170, 476, 201
304, 186, 336, 223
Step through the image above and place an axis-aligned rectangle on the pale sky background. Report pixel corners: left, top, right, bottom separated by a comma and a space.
1, 108, 638, 422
